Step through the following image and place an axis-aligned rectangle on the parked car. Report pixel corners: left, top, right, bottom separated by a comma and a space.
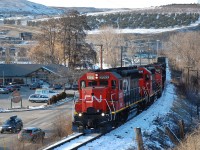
0, 116, 23, 133
5, 85, 15, 92
18, 127, 45, 143
72, 84, 78, 90
29, 83, 41, 90
41, 83, 50, 89
0, 88, 9, 94
65, 83, 71, 90
53, 84, 62, 90
28, 94, 49, 103
11, 85, 21, 91
35, 89, 58, 98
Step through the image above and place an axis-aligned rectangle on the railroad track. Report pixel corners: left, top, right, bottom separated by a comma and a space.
43, 107, 139, 150
43, 132, 102, 150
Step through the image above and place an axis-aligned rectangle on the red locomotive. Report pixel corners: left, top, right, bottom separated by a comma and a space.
73, 57, 167, 132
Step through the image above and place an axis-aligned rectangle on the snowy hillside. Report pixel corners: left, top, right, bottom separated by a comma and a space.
0, 0, 62, 15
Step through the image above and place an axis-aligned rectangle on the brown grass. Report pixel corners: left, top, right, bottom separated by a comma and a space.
175, 126, 200, 150
8, 137, 44, 150
51, 114, 73, 139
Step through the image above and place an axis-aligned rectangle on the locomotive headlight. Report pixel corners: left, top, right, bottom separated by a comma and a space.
101, 113, 105, 116
78, 113, 82, 117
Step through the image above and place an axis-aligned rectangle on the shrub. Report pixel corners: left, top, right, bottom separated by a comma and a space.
56, 93, 62, 101
51, 95, 58, 104
61, 92, 67, 99
51, 114, 72, 139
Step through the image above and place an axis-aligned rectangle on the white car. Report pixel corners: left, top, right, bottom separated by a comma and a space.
35, 89, 58, 97
28, 94, 49, 103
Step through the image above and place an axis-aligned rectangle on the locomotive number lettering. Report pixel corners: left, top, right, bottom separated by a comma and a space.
99, 75, 109, 79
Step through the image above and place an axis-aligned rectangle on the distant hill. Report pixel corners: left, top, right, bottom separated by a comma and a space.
85, 4, 200, 30
0, 0, 62, 15
54, 7, 114, 14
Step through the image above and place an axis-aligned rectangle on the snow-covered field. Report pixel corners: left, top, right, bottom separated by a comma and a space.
56, 60, 176, 150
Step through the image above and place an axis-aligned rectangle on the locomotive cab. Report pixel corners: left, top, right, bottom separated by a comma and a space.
73, 72, 122, 131
138, 67, 153, 104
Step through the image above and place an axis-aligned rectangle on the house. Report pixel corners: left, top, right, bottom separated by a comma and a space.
0, 64, 68, 85
19, 32, 32, 40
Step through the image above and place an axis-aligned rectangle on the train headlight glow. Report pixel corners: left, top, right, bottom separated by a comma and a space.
101, 113, 105, 116
78, 113, 82, 117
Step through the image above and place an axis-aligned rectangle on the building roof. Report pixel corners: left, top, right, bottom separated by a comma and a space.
0, 64, 68, 77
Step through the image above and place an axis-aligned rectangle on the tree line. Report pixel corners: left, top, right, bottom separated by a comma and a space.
86, 12, 199, 29
28, 11, 97, 69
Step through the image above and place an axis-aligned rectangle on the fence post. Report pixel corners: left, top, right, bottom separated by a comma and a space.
178, 120, 185, 139
135, 128, 144, 150
165, 126, 180, 145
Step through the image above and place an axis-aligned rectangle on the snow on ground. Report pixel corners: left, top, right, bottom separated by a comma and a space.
87, 17, 200, 34
57, 61, 176, 150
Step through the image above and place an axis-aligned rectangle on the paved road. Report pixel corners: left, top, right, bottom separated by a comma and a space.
0, 87, 78, 150
0, 100, 74, 150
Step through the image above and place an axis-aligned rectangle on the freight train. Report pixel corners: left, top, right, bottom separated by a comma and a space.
72, 57, 167, 132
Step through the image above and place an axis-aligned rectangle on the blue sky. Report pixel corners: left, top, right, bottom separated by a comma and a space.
28, 0, 197, 8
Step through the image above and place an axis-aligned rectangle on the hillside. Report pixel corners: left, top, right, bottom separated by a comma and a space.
0, 0, 62, 15
55, 7, 113, 14
86, 4, 200, 30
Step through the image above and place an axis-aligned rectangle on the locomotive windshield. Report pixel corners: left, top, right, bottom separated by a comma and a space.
88, 81, 97, 86
100, 80, 108, 86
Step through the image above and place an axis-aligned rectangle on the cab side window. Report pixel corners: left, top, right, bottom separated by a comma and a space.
111, 80, 116, 89
145, 74, 150, 80
119, 80, 123, 90
80, 80, 86, 89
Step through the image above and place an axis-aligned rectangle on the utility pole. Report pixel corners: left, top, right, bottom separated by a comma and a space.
121, 46, 123, 67
95, 44, 103, 70
147, 40, 151, 64
100, 44, 103, 70
156, 40, 160, 60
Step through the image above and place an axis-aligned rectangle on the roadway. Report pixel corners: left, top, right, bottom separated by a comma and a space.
0, 87, 77, 150
0, 100, 74, 150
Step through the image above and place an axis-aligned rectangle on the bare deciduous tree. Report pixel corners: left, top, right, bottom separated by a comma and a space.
87, 26, 125, 68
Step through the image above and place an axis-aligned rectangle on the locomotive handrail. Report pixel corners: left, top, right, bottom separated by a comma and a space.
111, 93, 116, 120
142, 86, 149, 103
104, 99, 113, 121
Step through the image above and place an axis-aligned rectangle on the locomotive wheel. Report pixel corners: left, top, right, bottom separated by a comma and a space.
150, 95, 156, 104
122, 110, 129, 122
157, 91, 162, 98
137, 101, 145, 112
78, 126, 84, 133
99, 126, 106, 133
